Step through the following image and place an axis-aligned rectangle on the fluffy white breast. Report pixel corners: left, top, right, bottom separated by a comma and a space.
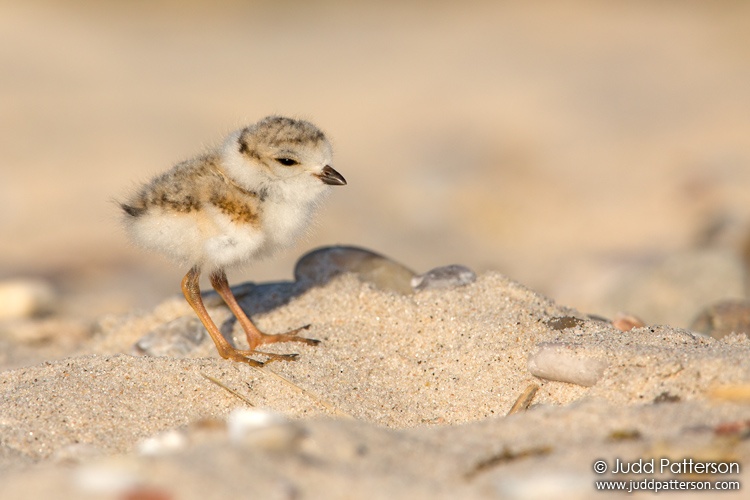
217, 126, 334, 259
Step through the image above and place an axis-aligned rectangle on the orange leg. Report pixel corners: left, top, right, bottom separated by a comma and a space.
182, 266, 316, 367
208, 269, 320, 351
182, 266, 264, 366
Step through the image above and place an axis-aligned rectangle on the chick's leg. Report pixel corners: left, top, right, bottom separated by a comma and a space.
209, 269, 319, 354
181, 266, 268, 366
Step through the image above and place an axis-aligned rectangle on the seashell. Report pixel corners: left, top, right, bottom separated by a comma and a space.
294, 246, 416, 294
411, 264, 476, 291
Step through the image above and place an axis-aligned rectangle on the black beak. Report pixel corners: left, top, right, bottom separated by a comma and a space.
317, 165, 347, 186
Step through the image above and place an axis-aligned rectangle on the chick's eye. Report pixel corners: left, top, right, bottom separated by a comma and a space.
275, 158, 298, 166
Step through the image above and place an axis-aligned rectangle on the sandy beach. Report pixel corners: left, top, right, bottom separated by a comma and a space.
2, 266, 750, 498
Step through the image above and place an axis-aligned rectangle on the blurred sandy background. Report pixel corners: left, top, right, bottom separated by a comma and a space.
2, 0, 750, 323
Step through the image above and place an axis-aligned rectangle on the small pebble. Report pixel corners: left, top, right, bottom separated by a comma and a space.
545, 316, 584, 330
294, 246, 416, 295
411, 264, 476, 291
714, 419, 750, 438
121, 486, 175, 500
137, 429, 189, 456
690, 299, 750, 339
227, 408, 303, 452
0, 279, 56, 320
528, 342, 608, 387
612, 312, 646, 332
132, 316, 206, 357
653, 392, 681, 404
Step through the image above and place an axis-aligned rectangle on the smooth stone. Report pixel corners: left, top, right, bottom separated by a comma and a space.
294, 246, 416, 295
132, 316, 206, 357
528, 342, 609, 387
690, 299, 750, 339
411, 264, 476, 291
0, 279, 57, 320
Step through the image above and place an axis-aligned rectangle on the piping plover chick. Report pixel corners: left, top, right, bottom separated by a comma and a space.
121, 116, 346, 366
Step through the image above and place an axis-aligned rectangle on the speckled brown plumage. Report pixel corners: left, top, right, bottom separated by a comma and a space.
121, 153, 262, 227
237, 116, 327, 164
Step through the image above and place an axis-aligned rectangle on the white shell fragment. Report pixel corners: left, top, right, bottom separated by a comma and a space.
294, 245, 416, 294
132, 316, 206, 357
411, 265, 477, 291
528, 342, 609, 387
227, 408, 303, 452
